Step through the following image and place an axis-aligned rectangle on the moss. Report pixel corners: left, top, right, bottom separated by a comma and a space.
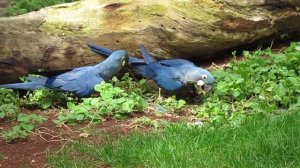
132, 4, 167, 17
40, 1, 102, 35
172, 0, 221, 24
41, 20, 88, 35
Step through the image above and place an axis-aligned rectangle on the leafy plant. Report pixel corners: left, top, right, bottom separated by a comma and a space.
5, 0, 78, 16
195, 42, 300, 127
154, 96, 186, 113
0, 88, 20, 119
1, 113, 47, 143
112, 74, 158, 98
22, 89, 72, 109
54, 82, 147, 125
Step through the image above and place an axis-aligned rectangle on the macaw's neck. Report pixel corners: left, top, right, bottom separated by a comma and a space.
94, 58, 124, 81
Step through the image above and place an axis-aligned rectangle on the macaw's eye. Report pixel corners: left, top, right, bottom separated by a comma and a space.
202, 74, 208, 79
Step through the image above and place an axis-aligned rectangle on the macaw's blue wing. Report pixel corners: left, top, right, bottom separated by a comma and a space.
43, 68, 101, 97
158, 59, 195, 67
139, 47, 184, 91
146, 63, 183, 91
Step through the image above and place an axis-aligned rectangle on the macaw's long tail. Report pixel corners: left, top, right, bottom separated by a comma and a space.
140, 45, 156, 63
88, 43, 143, 63
87, 43, 113, 57
0, 77, 48, 90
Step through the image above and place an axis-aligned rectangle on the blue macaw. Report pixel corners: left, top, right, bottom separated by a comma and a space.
0, 50, 128, 97
88, 44, 214, 94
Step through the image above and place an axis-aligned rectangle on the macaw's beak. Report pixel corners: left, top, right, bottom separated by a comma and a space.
204, 84, 213, 93
195, 80, 213, 94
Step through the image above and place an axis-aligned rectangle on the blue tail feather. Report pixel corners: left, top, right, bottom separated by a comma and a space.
87, 44, 113, 57
140, 45, 156, 64
88, 43, 144, 64
0, 82, 46, 90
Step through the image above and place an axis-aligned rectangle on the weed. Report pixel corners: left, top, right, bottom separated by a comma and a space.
54, 82, 147, 126
22, 89, 72, 109
0, 88, 20, 119
5, 0, 78, 16
1, 113, 47, 143
155, 96, 186, 113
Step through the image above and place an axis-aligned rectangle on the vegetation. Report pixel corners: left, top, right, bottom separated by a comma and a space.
5, 0, 78, 16
0, 88, 19, 119
195, 42, 300, 127
47, 110, 300, 168
54, 82, 147, 126
22, 89, 72, 109
2, 113, 47, 143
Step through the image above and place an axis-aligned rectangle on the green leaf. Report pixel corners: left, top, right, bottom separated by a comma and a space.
41, 101, 52, 109
75, 114, 85, 121
17, 114, 30, 122
122, 100, 135, 112
67, 102, 75, 109
20, 123, 35, 131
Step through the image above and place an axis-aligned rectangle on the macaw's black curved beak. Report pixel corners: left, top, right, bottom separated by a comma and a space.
204, 84, 213, 93
195, 81, 213, 95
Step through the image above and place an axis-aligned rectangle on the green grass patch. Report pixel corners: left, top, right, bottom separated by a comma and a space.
5, 0, 77, 16
47, 109, 300, 168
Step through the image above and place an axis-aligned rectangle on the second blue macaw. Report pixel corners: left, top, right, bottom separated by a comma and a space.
88, 44, 214, 94
0, 50, 128, 97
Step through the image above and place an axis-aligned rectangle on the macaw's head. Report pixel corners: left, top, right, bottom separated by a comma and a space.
109, 50, 129, 68
185, 68, 214, 94
98, 50, 129, 80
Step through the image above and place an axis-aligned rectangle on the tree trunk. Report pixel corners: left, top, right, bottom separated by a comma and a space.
1, 0, 300, 83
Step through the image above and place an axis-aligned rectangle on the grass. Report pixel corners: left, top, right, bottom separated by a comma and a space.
5, 0, 77, 16
47, 109, 300, 168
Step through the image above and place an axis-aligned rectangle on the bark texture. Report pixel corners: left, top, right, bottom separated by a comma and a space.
1, 0, 300, 83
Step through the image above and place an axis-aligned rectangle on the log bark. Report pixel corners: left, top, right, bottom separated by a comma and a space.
0, 0, 300, 83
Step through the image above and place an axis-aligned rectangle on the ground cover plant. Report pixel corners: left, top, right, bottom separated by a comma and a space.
46, 42, 300, 167
47, 109, 300, 168
5, 0, 78, 16
195, 42, 300, 127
